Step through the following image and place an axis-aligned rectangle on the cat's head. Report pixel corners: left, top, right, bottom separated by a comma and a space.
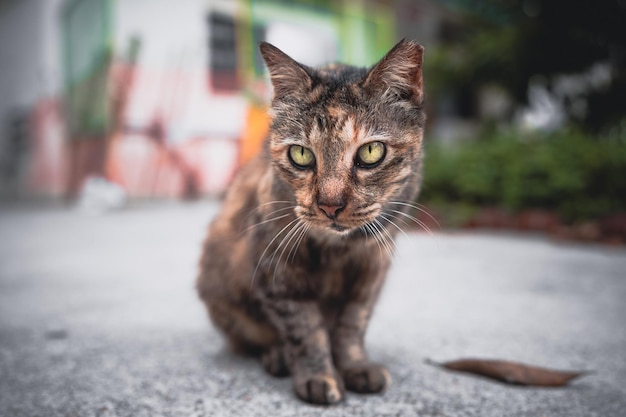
260, 39, 425, 236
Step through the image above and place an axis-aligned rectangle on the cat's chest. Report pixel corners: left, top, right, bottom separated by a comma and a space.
253, 220, 384, 299
298, 236, 374, 300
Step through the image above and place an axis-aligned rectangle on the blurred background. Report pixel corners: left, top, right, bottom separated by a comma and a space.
0, 0, 625, 243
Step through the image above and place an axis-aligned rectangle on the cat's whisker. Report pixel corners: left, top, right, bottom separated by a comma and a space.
280, 221, 310, 281
283, 222, 310, 278
268, 220, 302, 274
372, 222, 393, 259
389, 201, 441, 230
262, 205, 298, 215
369, 220, 394, 259
382, 211, 413, 232
371, 226, 388, 260
288, 222, 310, 264
390, 209, 434, 237
374, 218, 398, 258
272, 221, 306, 286
388, 208, 435, 237
240, 207, 296, 234
244, 200, 294, 223
251, 217, 301, 287
362, 223, 384, 260
379, 213, 410, 240
241, 200, 293, 225
257, 200, 293, 209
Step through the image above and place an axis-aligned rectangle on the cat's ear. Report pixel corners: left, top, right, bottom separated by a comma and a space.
259, 42, 313, 100
363, 39, 424, 105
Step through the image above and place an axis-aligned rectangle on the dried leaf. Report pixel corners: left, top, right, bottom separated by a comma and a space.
425, 358, 590, 387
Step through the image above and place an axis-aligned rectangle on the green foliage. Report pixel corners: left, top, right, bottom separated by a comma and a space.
424, 0, 626, 131
425, 25, 522, 100
421, 128, 626, 221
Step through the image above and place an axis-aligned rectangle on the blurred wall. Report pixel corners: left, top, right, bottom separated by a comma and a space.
0, 0, 65, 197
0, 0, 412, 202
105, 0, 245, 198
116, 0, 247, 140
0, 0, 63, 124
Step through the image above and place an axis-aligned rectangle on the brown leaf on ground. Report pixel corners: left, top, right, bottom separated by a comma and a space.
425, 358, 590, 387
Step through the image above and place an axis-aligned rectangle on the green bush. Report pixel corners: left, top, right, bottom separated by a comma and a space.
421, 128, 626, 222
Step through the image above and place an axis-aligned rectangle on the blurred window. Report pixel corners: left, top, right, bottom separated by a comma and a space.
208, 12, 239, 92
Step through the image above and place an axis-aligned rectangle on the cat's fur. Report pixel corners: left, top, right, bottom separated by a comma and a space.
197, 39, 425, 405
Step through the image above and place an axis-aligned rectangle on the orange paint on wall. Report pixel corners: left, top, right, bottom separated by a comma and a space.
238, 104, 270, 167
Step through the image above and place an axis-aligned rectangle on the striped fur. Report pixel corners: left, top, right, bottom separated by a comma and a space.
197, 39, 426, 405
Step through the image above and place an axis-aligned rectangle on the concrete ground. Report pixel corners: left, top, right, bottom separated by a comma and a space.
1, 200, 625, 417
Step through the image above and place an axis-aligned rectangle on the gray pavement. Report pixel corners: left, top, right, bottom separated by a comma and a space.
1, 200, 625, 417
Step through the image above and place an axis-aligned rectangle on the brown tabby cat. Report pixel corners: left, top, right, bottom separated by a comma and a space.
197, 39, 425, 405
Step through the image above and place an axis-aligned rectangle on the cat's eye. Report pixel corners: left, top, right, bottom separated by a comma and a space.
356, 141, 386, 168
288, 145, 315, 169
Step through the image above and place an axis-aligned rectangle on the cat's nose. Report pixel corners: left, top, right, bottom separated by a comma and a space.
318, 201, 345, 220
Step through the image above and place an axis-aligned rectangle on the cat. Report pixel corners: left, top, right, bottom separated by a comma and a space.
197, 39, 425, 405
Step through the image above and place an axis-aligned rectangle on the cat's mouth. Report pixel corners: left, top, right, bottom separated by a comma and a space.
330, 223, 348, 232
310, 217, 358, 236
296, 205, 380, 235
323, 217, 374, 236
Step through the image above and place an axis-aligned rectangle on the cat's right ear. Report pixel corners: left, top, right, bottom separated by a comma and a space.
363, 39, 425, 105
259, 42, 312, 100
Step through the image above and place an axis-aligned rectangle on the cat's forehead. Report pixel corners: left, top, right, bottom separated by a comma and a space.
308, 113, 387, 147
274, 93, 393, 151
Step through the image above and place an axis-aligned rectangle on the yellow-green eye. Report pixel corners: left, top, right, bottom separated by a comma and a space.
356, 141, 386, 167
288, 145, 315, 168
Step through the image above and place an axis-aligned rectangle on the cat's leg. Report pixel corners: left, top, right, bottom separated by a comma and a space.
331, 301, 391, 393
331, 264, 391, 394
263, 298, 345, 405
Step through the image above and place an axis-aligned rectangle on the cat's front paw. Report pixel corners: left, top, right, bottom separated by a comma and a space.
261, 345, 289, 377
341, 362, 391, 393
293, 372, 345, 405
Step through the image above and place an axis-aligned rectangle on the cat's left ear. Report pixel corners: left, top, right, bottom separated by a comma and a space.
363, 39, 424, 105
259, 42, 313, 100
